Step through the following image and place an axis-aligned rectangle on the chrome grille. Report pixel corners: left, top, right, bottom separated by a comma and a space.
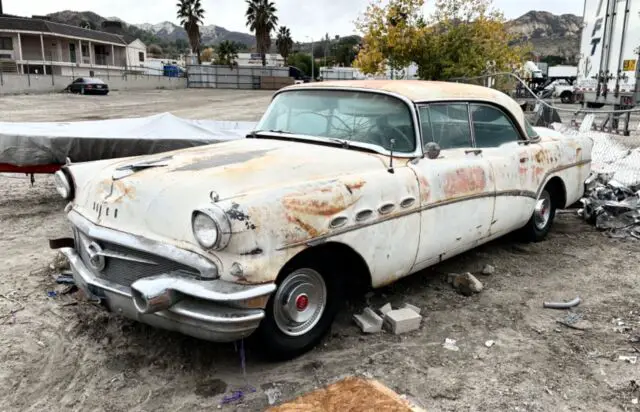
74, 229, 199, 287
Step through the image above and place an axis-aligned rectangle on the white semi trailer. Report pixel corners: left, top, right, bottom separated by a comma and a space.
576, 0, 639, 110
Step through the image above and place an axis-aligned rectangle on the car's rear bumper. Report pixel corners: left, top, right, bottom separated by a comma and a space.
53, 243, 275, 343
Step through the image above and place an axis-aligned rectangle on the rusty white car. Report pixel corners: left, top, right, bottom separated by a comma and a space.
51, 80, 593, 359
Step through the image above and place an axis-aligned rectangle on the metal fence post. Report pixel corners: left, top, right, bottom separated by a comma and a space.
50, 52, 54, 86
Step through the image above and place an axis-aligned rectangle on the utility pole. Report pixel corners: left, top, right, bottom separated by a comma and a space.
306, 36, 314, 82
0, 0, 4, 15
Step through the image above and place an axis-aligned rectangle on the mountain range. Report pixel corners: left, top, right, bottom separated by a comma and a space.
44, 10, 583, 60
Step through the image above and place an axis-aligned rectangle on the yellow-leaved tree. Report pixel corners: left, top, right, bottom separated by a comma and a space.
354, 0, 530, 81
353, 0, 427, 74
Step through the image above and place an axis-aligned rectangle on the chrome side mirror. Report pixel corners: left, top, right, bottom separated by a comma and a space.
424, 142, 441, 159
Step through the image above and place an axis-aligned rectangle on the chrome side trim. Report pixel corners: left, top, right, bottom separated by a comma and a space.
277, 160, 591, 250
68, 210, 219, 278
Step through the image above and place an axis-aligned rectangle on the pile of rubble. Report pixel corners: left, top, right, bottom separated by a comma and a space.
552, 123, 640, 239
579, 173, 640, 239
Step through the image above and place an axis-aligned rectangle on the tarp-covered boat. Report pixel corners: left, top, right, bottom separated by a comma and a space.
0, 113, 257, 173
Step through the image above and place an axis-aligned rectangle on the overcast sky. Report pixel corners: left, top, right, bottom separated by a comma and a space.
4, 0, 585, 40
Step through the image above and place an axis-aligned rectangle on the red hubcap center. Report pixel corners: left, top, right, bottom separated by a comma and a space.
295, 294, 309, 311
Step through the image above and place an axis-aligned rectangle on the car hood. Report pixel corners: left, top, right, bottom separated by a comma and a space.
70, 138, 391, 240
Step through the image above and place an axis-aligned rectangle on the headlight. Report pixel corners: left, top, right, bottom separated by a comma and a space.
54, 170, 73, 200
192, 212, 219, 248
191, 207, 232, 250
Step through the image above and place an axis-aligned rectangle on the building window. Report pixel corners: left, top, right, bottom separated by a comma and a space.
139, 52, 145, 62
0, 37, 13, 50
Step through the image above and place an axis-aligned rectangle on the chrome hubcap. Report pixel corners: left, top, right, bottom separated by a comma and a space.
534, 190, 552, 230
273, 269, 327, 337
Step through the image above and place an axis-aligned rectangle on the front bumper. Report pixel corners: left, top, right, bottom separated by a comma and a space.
54, 244, 276, 343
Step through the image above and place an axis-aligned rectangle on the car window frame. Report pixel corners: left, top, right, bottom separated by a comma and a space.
258, 88, 423, 158
469, 102, 527, 148
416, 102, 474, 150
416, 100, 530, 152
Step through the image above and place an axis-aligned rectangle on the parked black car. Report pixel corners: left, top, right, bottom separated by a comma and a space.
64, 77, 109, 95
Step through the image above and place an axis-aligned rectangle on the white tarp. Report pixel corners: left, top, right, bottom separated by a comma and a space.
0, 113, 258, 166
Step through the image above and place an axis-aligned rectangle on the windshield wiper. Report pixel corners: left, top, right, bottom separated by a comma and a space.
326, 138, 351, 149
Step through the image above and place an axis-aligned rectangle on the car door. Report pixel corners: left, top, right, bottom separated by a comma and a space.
408, 103, 496, 272
71, 78, 83, 92
468, 103, 539, 236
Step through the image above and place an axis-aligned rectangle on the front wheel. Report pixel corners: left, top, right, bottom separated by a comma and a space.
518, 189, 556, 242
254, 266, 343, 360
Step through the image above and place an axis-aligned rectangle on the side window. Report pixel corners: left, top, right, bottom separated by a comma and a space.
471, 104, 522, 147
419, 104, 472, 149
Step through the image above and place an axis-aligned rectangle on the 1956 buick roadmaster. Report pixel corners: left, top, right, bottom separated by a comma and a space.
51, 80, 593, 359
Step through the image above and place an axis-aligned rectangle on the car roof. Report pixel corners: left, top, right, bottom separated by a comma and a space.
281, 80, 525, 130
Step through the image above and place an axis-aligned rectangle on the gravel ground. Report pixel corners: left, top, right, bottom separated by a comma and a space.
1, 89, 640, 411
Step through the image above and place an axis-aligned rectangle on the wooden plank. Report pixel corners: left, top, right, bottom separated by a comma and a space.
267, 377, 426, 412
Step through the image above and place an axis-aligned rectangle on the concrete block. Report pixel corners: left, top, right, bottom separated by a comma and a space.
384, 308, 422, 335
402, 303, 421, 315
353, 308, 383, 334
378, 303, 392, 316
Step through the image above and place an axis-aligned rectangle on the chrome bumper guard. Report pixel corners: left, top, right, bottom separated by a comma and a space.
58, 246, 276, 343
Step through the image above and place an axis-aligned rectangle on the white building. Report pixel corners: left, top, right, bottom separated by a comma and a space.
0, 15, 129, 76
319, 63, 419, 81
126, 39, 146, 72
236, 53, 285, 67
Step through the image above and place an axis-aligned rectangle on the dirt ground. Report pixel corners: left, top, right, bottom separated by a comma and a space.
1, 89, 640, 412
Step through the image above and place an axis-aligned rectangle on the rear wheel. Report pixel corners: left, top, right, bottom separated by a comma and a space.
519, 188, 557, 242
254, 265, 344, 360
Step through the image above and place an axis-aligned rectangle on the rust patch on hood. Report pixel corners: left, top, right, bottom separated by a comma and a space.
286, 214, 321, 238
282, 184, 360, 216
442, 166, 486, 198
344, 179, 366, 193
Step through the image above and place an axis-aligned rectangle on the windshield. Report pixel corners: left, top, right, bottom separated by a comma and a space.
255, 90, 417, 153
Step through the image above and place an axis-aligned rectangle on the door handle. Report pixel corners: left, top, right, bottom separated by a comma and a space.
465, 149, 482, 155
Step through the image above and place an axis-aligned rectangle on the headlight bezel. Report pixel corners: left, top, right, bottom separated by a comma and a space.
191, 206, 232, 250
53, 169, 74, 200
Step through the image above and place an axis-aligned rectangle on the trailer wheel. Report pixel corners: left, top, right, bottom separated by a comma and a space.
560, 91, 574, 104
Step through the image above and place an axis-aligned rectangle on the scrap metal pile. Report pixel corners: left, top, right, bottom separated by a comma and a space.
553, 123, 640, 239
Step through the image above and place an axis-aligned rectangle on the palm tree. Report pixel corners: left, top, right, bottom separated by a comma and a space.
216, 41, 240, 69
276, 26, 293, 65
177, 0, 205, 64
245, 0, 278, 66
